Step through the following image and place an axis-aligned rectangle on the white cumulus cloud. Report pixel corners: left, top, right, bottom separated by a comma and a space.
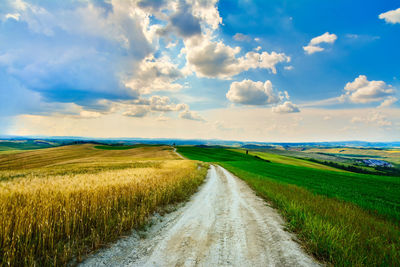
185, 38, 290, 79
309, 32, 337, 45
226, 80, 281, 105
226, 79, 301, 113
189, 0, 222, 31
120, 95, 201, 122
303, 32, 337, 55
126, 56, 184, 94
379, 8, 400, 24
272, 101, 300, 114
93, 93, 204, 121
303, 45, 324, 54
378, 96, 398, 108
341, 75, 396, 104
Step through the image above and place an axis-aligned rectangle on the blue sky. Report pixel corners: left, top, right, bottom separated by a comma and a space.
0, 0, 399, 141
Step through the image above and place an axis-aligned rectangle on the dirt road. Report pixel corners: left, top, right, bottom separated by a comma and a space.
81, 165, 320, 267
173, 147, 185, 159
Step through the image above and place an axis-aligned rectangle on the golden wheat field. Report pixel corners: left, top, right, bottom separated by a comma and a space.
0, 144, 207, 266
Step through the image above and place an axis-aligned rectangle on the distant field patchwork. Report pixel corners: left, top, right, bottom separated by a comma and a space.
305, 147, 400, 165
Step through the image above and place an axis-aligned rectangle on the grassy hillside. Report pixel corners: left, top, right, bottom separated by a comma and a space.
177, 146, 252, 162
233, 149, 347, 172
178, 146, 400, 266
0, 145, 207, 266
0, 140, 56, 152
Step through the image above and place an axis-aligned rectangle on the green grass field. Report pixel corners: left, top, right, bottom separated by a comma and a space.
0, 140, 56, 152
233, 149, 347, 172
177, 146, 400, 266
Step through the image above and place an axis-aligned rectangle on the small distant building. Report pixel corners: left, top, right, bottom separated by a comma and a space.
362, 159, 393, 168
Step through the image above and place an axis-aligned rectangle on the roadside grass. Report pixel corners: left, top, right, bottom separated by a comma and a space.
178, 146, 400, 266
224, 166, 400, 266
227, 160, 400, 221
0, 145, 208, 266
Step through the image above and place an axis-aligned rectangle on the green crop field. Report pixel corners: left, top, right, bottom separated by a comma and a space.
177, 146, 400, 266
232, 149, 347, 172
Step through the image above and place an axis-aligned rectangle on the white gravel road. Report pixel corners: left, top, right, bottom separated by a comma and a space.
80, 165, 320, 267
